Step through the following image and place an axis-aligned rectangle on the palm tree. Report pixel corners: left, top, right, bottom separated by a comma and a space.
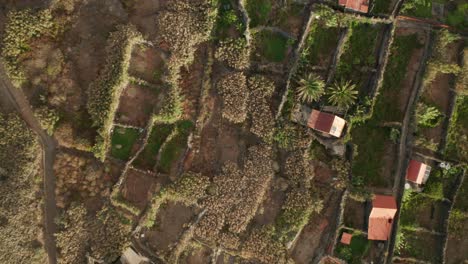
296, 73, 326, 103
327, 80, 358, 110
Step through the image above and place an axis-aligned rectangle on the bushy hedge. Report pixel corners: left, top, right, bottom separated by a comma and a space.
86, 25, 143, 160
1, 9, 57, 87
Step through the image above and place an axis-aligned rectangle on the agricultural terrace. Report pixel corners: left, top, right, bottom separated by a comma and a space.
335, 229, 371, 264
349, 29, 425, 192
446, 171, 468, 263
413, 30, 463, 155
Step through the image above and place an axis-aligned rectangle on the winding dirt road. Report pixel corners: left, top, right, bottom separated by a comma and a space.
0, 61, 58, 264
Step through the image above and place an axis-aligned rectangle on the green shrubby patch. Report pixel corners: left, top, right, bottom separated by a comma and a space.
2, 9, 58, 87
110, 126, 141, 161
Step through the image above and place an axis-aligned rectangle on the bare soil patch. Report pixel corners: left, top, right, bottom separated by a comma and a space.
252, 177, 287, 226
343, 197, 367, 231
128, 44, 167, 84
179, 244, 213, 264
122, 168, 156, 210
144, 201, 197, 255
115, 84, 161, 127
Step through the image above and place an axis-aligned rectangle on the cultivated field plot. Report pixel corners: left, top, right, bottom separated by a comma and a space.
413, 31, 464, 155
245, 0, 307, 37
400, 0, 467, 30
333, 22, 386, 100
110, 125, 142, 161
128, 44, 167, 85
371, 0, 398, 15
115, 84, 161, 127
349, 25, 428, 190
251, 29, 294, 64
120, 168, 158, 210
399, 192, 449, 232
395, 228, 444, 263
133, 123, 175, 171
446, 173, 468, 263
343, 197, 368, 231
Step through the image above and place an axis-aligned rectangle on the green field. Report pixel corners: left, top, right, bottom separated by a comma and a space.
110, 126, 141, 161
245, 0, 272, 27
301, 23, 341, 68
157, 120, 194, 173
133, 123, 174, 170
254, 30, 291, 62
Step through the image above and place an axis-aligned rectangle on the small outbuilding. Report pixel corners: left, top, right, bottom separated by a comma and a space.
368, 195, 397, 241
406, 160, 431, 186
339, 0, 369, 13
340, 232, 353, 245
307, 109, 346, 138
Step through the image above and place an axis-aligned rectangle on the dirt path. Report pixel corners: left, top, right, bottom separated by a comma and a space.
0, 61, 58, 264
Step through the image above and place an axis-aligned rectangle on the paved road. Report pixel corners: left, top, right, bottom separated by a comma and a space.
0, 61, 58, 264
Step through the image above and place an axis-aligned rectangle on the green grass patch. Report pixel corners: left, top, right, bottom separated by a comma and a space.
453, 169, 468, 212
254, 30, 291, 62
423, 167, 461, 200
110, 126, 141, 161
157, 120, 194, 173
335, 230, 371, 264
396, 228, 443, 262
400, 191, 434, 228
245, 0, 272, 27
133, 123, 174, 170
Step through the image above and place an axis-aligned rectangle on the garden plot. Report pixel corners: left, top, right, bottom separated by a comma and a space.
110, 125, 142, 161
291, 186, 343, 263
251, 177, 287, 226
128, 44, 167, 85
445, 172, 468, 264
413, 36, 463, 155
371, 0, 398, 15
343, 197, 368, 231
144, 201, 199, 259
121, 168, 158, 210
252, 29, 294, 64
395, 228, 444, 263
133, 123, 174, 171
245, 0, 307, 38
399, 191, 449, 233
214, 0, 246, 40
178, 243, 213, 264
349, 26, 428, 190
334, 230, 371, 264
115, 84, 162, 127
333, 23, 386, 100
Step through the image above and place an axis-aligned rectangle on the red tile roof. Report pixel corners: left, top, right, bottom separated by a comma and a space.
406, 160, 430, 185
339, 0, 369, 13
307, 110, 334, 133
340, 232, 352, 245
368, 195, 397, 241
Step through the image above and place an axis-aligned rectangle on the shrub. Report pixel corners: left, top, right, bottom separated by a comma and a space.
215, 38, 250, 70
327, 80, 358, 110
34, 106, 60, 135
217, 72, 249, 123
2, 9, 57, 86
416, 102, 443, 128
86, 25, 143, 160
296, 73, 326, 103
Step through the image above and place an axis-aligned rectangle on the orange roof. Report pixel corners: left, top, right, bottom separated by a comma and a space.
339, 0, 369, 13
406, 160, 431, 185
368, 195, 397, 241
307, 110, 346, 137
340, 232, 352, 245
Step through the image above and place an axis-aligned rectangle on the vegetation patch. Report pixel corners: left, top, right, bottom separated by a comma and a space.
401, 0, 434, 18
110, 126, 141, 161
86, 25, 143, 161
253, 30, 291, 62
335, 230, 370, 264
245, 0, 272, 27
372, 0, 392, 14
396, 228, 443, 263
133, 123, 174, 170
158, 120, 194, 173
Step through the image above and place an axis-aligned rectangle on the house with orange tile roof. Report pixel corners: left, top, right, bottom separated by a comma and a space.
339, 0, 370, 13
291, 106, 346, 138
405, 159, 431, 187
340, 232, 352, 245
368, 195, 397, 241
307, 109, 346, 138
